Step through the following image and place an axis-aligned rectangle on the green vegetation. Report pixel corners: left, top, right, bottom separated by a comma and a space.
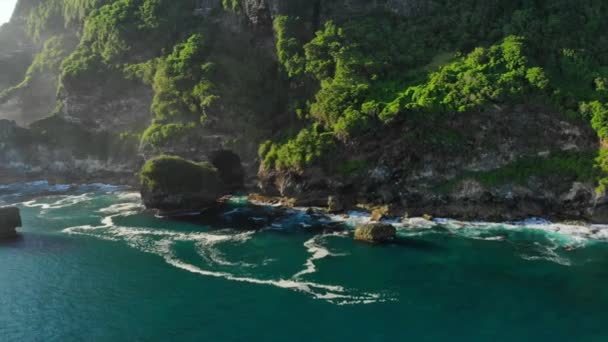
150, 34, 216, 124
140, 155, 222, 193
581, 101, 608, 140
382, 36, 548, 120
261, 1, 608, 179
437, 152, 600, 192
221, 0, 241, 12
9, 0, 608, 191
59, 0, 200, 87
140, 122, 196, 148
260, 124, 334, 171
273, 16, 306, 77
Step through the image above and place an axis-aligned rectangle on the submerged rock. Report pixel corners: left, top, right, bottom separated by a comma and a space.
0, 207, 21, 239
354, 223, 396, 243
140, 155, 225, 213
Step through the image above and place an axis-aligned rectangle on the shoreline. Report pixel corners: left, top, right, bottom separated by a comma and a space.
3, 179, 608, 247
0, 176, 605, 227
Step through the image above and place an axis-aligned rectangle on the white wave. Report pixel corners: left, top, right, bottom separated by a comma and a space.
163, 254, 388, 306
21, 193, 92, 210
324, 210, 608, 266
115, 191, 141, 201
195, 230, 255, 267
397, 216, 608, 246
326, 210, 372, 228
519, 239, 573, 266
98, 202, 144, 215
327, 208, 608, 246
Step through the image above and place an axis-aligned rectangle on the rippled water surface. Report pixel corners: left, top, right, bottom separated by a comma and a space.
1, 181, 608, 341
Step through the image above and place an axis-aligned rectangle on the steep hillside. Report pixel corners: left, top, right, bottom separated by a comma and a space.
1, 0, 608, 220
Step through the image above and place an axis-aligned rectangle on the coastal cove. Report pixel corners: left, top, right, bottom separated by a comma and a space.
1, 181, 608, 341
3, 1, 608, 340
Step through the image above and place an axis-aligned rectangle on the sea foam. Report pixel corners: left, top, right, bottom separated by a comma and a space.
63, 197, 392, 305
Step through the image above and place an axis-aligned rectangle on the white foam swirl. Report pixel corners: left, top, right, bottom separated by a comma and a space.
63, 198, 391, 305
293, 233, 348, 279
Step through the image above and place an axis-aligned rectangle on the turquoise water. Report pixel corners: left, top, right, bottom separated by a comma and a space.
1, 182, 608, 341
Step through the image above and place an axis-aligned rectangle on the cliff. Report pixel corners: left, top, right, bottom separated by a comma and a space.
1, 0, 608, 221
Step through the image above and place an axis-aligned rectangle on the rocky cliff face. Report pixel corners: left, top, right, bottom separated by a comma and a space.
259, 104, 605, 222
0, 20, 36, 125
0, 118, 140, 184
0, 0, 432, 185
241, 0, 432, 23
1, 0, 608, 222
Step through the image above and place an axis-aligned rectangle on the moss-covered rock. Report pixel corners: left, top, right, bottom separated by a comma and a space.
354, 223, 396, 243
140, 155, 225, 213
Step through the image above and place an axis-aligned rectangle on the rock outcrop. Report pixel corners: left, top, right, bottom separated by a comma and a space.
354, 223, 396, 243
140, 155, 226, 214
0, 207, 21, 239
0, 118, 141, 184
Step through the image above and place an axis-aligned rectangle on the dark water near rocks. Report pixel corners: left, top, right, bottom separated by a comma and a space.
1, 181, 608, 341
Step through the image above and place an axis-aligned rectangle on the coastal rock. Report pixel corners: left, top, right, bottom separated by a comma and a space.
354, 223, 396, 243
259, 104, 600, 222
140, 156, 226, 213
0, 207, 21, 239
327, 196, 344, 213
370, 206, 390, 221
210, 150, 245, 191
590, 193, 608, 223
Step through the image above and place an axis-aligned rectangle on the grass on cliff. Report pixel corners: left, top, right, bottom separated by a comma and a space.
140, 155, 221, 193
436, 151, 601, 193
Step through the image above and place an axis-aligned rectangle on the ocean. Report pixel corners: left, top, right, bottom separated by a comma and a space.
1, 181, 607, 341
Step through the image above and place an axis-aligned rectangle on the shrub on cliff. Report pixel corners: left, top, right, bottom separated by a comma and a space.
140, 122, 197, 149
259, 124, 335, 171
381, 36, 548, 121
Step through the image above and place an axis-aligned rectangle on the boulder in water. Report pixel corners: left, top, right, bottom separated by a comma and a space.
0, 207, 21, 239
140, 155, 225, 214
354, 223, 396, 243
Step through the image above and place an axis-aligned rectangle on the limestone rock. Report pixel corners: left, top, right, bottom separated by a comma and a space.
354, 223, 396, 243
